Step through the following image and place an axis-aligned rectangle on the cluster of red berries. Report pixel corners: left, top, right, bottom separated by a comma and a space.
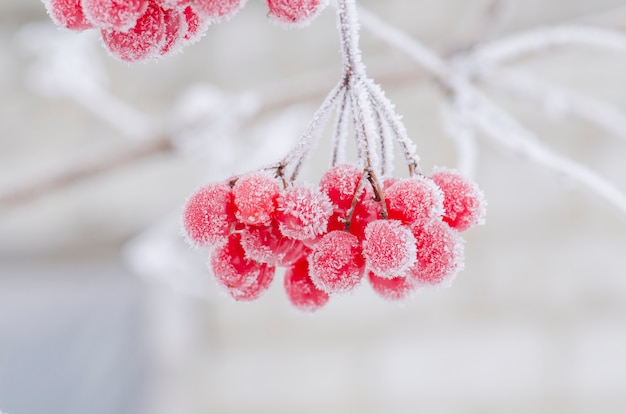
182, 164, 486, 311
42, 0, 329, 62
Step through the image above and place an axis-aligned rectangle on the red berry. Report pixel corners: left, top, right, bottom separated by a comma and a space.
368, 272, 419, 301
210, 233, 275, 301
157, 0, 191, 8
309, 230, 365, 294
233, 171, 281, 226
182, 182, 235, 247
276, 185, 333, 241
101, 1, 167, 62
240, 221, 308, 266
319, 164, 364, 211
362, 220, 416, 279
284, 259, 330, 311
408, 221, 464, 286
43, 0, 94, 30
266, 0, 328, 26
385, 176, 444, 225
430, 167, 486, 232
82, 0, 148, 30
191, 0, 246, 21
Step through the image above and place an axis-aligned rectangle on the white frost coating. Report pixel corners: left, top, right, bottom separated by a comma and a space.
349, 77, 382, 174
439, 103, 479, 179
463, 88, 626, 220
471, 25, 626, 65
359, 4, 626, 220
16, 24, 157, 139
480, 68, 626, 142
368, 91, 394, 177
331, 88, 349, 167
365, 78, 420, 174
283, 81, 345, 180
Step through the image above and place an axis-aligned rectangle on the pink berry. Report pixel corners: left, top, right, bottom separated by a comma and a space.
368, 272, 419, 301
181, 5, 209, 43
157, 0, 190, 8
408, 221, 464, 286
284, 259, 330, 312
240, 221, 308, 266
385, 176, 444, 225
266, 0, 328, 26
363, 220, 417, 279
182, 182, 236, 247
319, 164, 364, 211
43, 0, 94, 30
276, 185, 333, 241
101, 1, 166, 62
309, 230, 364, 294
233, 171, 280, 226
210, 233, 275, 301
430, 167, 486, 232
191, 0, 246, 21
82, 0, 148, 30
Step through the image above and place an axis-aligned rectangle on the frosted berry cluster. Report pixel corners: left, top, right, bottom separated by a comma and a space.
182, 165, 486, 311
42, 0, 330, 62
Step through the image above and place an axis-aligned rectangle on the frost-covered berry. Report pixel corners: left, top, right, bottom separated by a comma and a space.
210, 233, 275, 301
233, 171, 281, 226
182, 5, 209, 43
363, 220, 416, 279
182, 182, 235, 247
191, 0, 246, 21
368, 271, 419, 301
385, 176, 444, 225
276, 185, 333, 240
408, 221, 464, 286
101, 1, 166, 62
319, 164, 364, 211
309, 230, 364, 294
284, 259, 329, 311
82, 0, 148, 30
158, 0, 190, 8
240, 221, 308, 266
430, 167, 486, 232
160, 7, 185, 55
266, 0, 328, 27
43, 0, 94, 30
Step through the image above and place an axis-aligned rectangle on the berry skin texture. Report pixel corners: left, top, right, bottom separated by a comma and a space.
408, 221, 464, 286
319, 164, 364, 211
385, 176, 444, 226
362, 219, 417, 279
182, 182, 236, 247
266, 0, 329, 27
240, 221, 308, 266
191, 0, 247, 21
82, 0, 148, 30
368, 271, 419, 302
233, 171, 281, 226
284, 259, 330, 312
309, 230, 365, 294
43, 0, 94, 30
210, 233, 275, 301
276, 185, 333, 241
101, 1, 167, 62
430, 167, 487, 232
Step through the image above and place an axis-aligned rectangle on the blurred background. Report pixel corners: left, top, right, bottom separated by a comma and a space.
1, 0, 626, 413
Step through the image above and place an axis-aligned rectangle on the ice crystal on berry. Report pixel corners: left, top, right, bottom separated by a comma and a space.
182, 182, 235, 247
240, 221, 307, 266
368, 271, 419, 301
309, 230, 365, 294
192, 0, 247, 21
82, 0, 148, 30
276, 185, 333, 240
267, 0, 329, 27
385, 176, 444, 225
233, 171, 280, 226
363, 219, 416, 279
43, 0, 94, 31
430, 167, 487, 232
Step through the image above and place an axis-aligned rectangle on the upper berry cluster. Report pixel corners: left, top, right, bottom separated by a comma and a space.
42, 0, 330, 62
182, 165, 486, 311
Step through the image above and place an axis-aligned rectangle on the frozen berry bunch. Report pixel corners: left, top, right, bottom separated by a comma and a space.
182, 164, 485, 311
42, 0, 330, 62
